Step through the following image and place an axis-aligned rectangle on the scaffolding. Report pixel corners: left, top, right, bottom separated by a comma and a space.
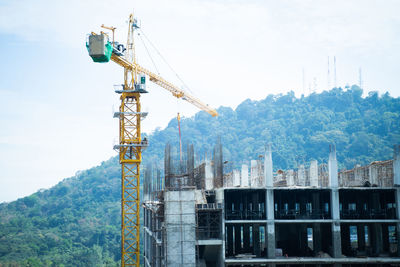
143, 142, 400, 266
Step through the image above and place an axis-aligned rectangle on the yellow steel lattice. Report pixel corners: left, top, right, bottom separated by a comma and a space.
120, 93, 142, 267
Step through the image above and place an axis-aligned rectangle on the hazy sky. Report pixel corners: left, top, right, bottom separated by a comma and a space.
0, 0, 399, 202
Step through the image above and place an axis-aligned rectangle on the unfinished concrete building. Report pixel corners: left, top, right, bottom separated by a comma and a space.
143, 143, 400, 267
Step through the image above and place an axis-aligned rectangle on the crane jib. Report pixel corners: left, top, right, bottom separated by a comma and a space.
108, 51, 218, 117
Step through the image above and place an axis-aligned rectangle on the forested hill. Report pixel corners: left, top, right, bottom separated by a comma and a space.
1, 86, 399, 266
145, 85, 400, 170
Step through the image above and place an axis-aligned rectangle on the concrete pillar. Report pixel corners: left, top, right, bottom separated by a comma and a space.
329, 144, 338, 188
266, 189, 275, 258
266, 222, 275, 258
205, 159, 214, 190
331, 222, 342, 258
224, 172, 232, 187
220, 189, 226, 265
233, 169, 241, 187
257, 160, 264, 187
310, 160, 318, 187
331, 189, 340, 220
266, 189, 275, 221
265, 144, 273, 187
286, 170, 294, 187
241, 164, 249, 187
215, 188, 224, 204
328, 144, 341, 257
394, 145, 400, 186
331, 188, 342, 258
369, 164, 379, 186
213, 140, 223, 189
265, 144, 276, 258
216, 187, 225, 263
144, 210, 147, 260
298, 164, 306, 186
250, 160, 258, 187
354, 164, 363, 185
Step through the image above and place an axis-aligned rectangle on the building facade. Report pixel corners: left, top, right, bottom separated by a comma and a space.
143, 144, 400, 266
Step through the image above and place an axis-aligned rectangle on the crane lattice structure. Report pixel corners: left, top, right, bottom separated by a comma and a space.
87, 14, 217, 267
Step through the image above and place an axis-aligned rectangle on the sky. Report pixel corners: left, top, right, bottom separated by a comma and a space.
0, 0, 399, 202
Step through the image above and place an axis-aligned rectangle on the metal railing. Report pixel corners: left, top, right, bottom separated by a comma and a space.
196, 203, 223, 210
225, 210, 266, 220
275, 209, 330, 219
340, 208, 396, 219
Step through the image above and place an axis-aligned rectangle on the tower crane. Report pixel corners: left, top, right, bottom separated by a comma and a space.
87, 14, 218, 267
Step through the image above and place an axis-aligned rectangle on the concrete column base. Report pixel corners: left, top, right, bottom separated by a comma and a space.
332, 222, 342, 258
266, 222, 275, 258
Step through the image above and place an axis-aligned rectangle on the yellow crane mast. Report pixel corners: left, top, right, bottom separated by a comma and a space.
87, 14, 218, 267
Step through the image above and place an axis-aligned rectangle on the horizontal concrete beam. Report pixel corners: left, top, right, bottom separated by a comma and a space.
196, 239, 223, 245
337, 187, 396, 190
225, 220, 267, 224
339, 219, 400, 223
225, 219, 400, 224
277, 219, 400, 223
275, 219, 333, 223
225, 257, 400, 265
220, 187, 397, 191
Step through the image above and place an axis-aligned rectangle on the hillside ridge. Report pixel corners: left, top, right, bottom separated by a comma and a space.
1, 86, 399, 266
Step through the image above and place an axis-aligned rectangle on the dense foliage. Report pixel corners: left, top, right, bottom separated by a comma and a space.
0, 87, 399, 266
147, 86, 400, 170
0, 159, 121, 266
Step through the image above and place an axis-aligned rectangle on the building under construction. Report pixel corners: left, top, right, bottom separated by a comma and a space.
142, 143, 400, 267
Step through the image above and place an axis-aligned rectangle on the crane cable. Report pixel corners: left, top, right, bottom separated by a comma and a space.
138, 28, 195, 95
139, 28, 189, 162
137, 32, 160, 75
138, 28, 196, 162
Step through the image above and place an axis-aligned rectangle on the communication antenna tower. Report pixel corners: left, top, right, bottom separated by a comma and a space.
334, 56, 337, 88
312, 77, 317, 93
302, 68, 305, 95
327, 56, 330, 90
